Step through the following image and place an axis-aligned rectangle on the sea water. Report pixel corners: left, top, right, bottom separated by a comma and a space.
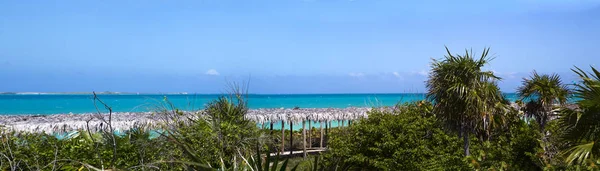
0, 93, 519, 130
0, 93, 520, 114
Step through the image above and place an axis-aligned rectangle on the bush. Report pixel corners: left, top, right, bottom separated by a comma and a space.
322, 101, 550, 171
0, 128, 177, 170
159, 95, 261, 169
322, 102, 469, 170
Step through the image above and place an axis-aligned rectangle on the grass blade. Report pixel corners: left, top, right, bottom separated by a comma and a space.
270, 152, 280, 171
279, 158, 290, 171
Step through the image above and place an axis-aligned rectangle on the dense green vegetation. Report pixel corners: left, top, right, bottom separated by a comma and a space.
1, 47, 599, 170
322, 101, 543, 170
559, 67, 600, 166
320, 48, 600, 170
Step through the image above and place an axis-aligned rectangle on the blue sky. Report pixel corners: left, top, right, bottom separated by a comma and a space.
1, 0, 598, 93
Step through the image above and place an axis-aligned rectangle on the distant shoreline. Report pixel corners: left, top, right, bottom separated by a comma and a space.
0, 92, 519, 95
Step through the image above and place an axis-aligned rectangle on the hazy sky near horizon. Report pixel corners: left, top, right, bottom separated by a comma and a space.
1, 0, 599, 93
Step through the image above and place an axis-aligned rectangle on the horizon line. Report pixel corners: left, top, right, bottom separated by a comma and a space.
0, 92, 519, 95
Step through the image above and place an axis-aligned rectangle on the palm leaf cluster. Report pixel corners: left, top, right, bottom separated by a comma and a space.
559, 66, 600, 165
426, 47, 505, 156
517, 71, 570, 132
158, 88, 260, 169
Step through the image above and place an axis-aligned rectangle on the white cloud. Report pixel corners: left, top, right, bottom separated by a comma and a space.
205, 69, 220, 76
348, 72, 365, 77
418, 70, 428, 76
391, 72, 405, 80
504, 72, 518, 79
492, 70, 518, 79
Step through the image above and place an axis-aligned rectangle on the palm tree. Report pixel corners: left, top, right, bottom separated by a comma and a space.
517, 71, 570, 133
559, 66, 600, 165
426, 47, 504, 156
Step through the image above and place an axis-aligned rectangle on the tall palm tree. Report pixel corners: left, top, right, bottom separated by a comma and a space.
517, 71, 570, 133
426, 47, 504, 156
559, 66, 600, 165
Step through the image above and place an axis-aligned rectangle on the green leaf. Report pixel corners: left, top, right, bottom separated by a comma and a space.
312, 155, 319, 171
279, 158, 290, 171
271, 152, 280, 171
290, 163, 300, 171
256, 146, 262, 171
264, 148, 271, 171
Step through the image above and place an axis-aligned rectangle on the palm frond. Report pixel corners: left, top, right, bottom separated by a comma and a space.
426, 47, 504, 142
560, 66, 600, 165
564, 142, 596, 165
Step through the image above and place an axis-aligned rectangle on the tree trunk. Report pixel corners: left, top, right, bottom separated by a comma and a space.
290, 121, 293, 155
302, 120, 307, 159
541, 111, 549, 134
281, 121, 285, 153
540, 103, 553, 134
541, 110, 550, 158
463, 127, 470, 156
325, 121, 329, 146
320, 121, 324, 148
487, 115, 492, 141
270, 122, 274, 136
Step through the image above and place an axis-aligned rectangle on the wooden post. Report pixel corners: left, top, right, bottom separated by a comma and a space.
302, 120, 307, 159
320, 121, 324, 148
270, 122, 274, 136
268, 121, 273, 151
325, 121, 329, 146
308, 120, 312, 149
281, 120, 285, 153
290, 121, 293, 155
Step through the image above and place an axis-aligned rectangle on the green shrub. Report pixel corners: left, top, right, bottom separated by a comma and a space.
322, 102, 469, 170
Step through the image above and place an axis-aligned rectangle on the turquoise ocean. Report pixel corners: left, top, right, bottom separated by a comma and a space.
0, 93, 519, 131
0, 93, 519, 115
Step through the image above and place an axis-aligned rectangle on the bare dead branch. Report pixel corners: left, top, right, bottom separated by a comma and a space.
92, 91, 117, 169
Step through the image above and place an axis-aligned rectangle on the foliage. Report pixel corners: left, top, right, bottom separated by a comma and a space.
322, 102, 470, 170
1, 98, 550, 170
322, 101, 548, 171
0, 128, 177, 170
247, 147, 298, 171
426, 47, 505, 156
158, 92, 261, 169
559, 66, 600, 166
467, 116, 542, 171
516, 71, 571, 168
517, 71, 570, 132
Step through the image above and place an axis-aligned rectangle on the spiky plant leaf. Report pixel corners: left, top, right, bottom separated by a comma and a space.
279, 158, 290, 171
559, 66, 600, 165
